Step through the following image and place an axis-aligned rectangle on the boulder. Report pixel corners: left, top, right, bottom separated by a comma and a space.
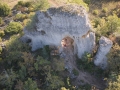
94, 36, 113, 69
21, 5, 95, 58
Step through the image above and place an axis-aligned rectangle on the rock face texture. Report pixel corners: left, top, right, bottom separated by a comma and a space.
22, 5, 95, 58
94, 36, 113, 69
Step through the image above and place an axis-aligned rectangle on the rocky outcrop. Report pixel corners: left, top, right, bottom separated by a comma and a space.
21, 5, 95, 58
94, 36, 113, 69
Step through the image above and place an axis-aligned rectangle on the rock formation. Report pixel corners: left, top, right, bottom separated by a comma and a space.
21, 5, 95, 58
21, 4, 113, 88
94, 36, 113, 69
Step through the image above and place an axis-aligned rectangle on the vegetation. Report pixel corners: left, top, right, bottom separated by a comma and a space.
0, 30, 5, 37
0, 3, 11, 16
68, 0, 89, 10
5, 22, 23, 34
0, 0, 120, 90
92, 15, 120, 36
15, 0, 50, 12
0, 17, 4, 25
14, 13, 28, 21
104, 44, 120, 90
102, 8, 108, 13
0, 46, 2, 54
93, 10, 99, 15
33, 0, 50, 11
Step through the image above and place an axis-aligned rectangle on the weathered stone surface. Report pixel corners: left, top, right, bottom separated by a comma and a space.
21, 5, 95, 58
94, 36, 113, 69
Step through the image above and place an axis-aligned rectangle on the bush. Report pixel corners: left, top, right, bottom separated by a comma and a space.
106, 75, 120, 90
5, 22, 23, 34
106, 15, 120, 34
18, 1, 32, 7
0, 17, 4, 25
23, 78, 39, 90
28, 7, 34, 12
68, 0, 89, 11
0, 30, 5, 37
33, 0, 50, 11
94, 15, 120, 36
107, 44, 120, 74
102, 8, 108, 13
18, 1, 25, 6
83, 0, 90, 5
24, 2, 32, 7
14, 14, 27, 21
16, 1, 32, 12
93, 10, 99, 15
0, 46, 2, 54
0, 3, 11, 16
0, 37, 2, 42
23, 19, 31, 26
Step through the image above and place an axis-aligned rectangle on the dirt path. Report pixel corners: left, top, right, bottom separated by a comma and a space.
62, 45, 106, 89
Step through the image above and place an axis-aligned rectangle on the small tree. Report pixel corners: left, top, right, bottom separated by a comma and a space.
95, 15, 120, 36
0, 69, 18, 90
0, 46, 2, 54
33, 0, 50, 11
107, 44, 120, 74
0, 17, 4, 25
5, 22, 23, 34
106, 75, 120, 90
23, 78, 39, 90
0, 3, 11, 16
0, 30, 5, 37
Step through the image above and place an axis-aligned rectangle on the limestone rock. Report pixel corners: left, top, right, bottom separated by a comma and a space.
21, 5, 95, 58
94, 36, 113, 69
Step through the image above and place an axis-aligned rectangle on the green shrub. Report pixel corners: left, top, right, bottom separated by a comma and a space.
28, 7, 34, 12
94, 15, 120, 36
24, 2, 32, 7
102, 8, 108, 13
23, 78, 39, 90
23, 19, 31, 26
0, 46, 2, 54
33, 0, 50, 11
107, 44, 120, 74
91, 18, 101, 28
0, 17, 4, 25
68, 0, 89, 11
106, 15, 120, 34
0, 30, 5, 37
5, 22, 23, 34
6, 35, 30, 52
93, 10, 99, 15
0, 3, 11, 16
83, 0, 90, 5
18, 1, 32, 7
0, 69, 18, 90
14, 14, 27, 21
0, 37, 2, 42
18, 1, 25, 6
106, 75, 120, 90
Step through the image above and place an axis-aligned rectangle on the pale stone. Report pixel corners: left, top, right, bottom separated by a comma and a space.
21, 5, 95, 58
94, 36, 113, 69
